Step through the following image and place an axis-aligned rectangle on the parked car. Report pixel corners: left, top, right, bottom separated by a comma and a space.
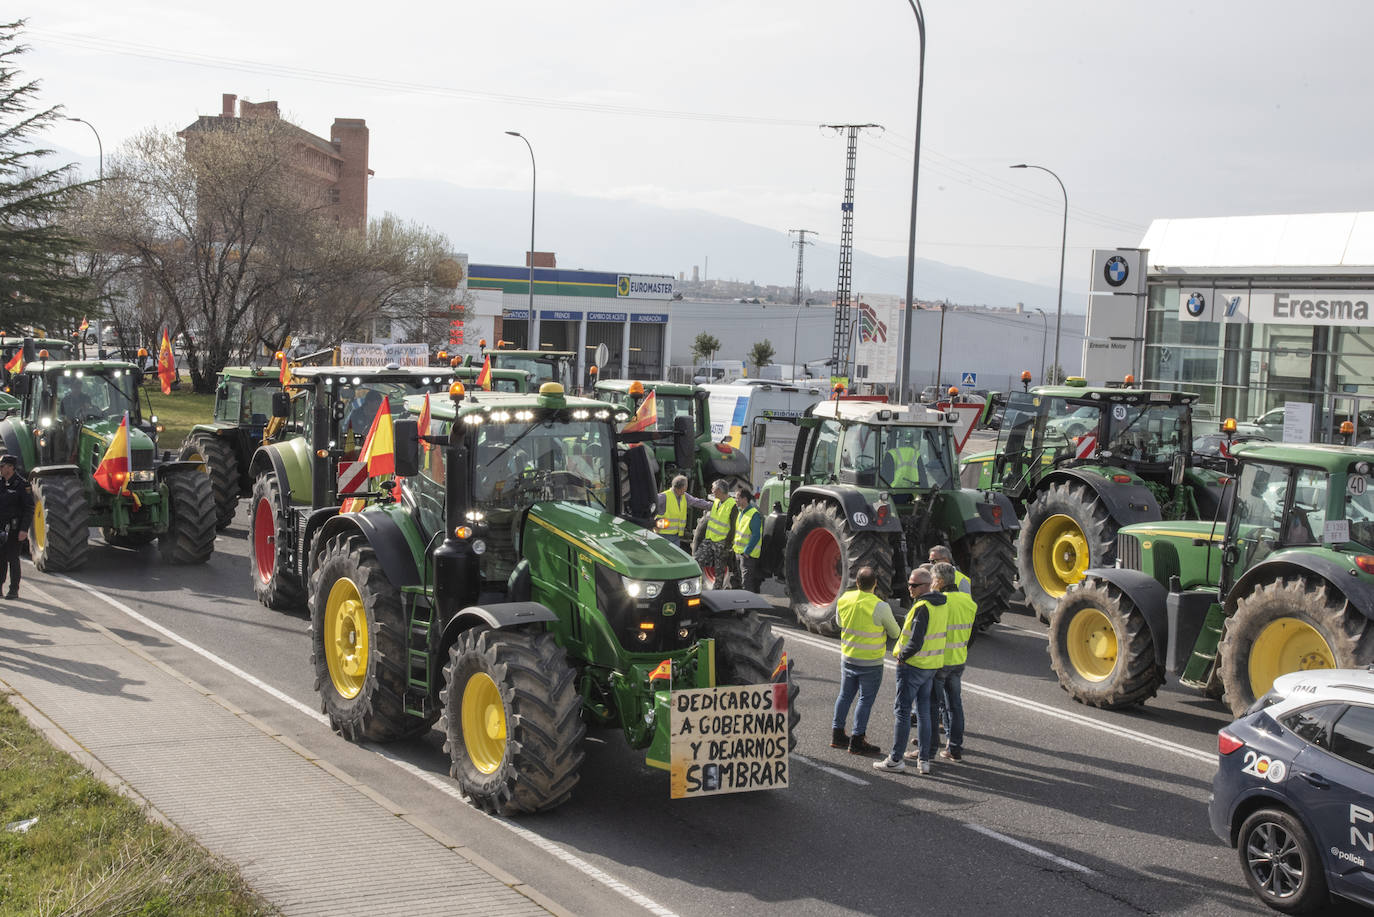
1192, 430, 1270, 460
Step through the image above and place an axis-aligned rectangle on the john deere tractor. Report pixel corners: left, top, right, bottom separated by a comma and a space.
965, 381, 1224, 621
246, 365, 454, 609
1050, 441, 1374, 716
755, 399, 1018, 635
483, 347, 577, 391
304, 382, 796, 813
0, 359, 215, 570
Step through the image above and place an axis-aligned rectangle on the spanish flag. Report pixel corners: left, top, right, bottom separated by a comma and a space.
622, 389, 657, 434
93, 412, 132, 495
78, 317, 89, 334
475, 354, 492, 391
4, 350, 23, 374
278, 350, 291, 386
648, 659, 672, 683
157, 328, 176, 395
771, 651, 789, 682
341, 397, 395, 512
416, 392, 432, 456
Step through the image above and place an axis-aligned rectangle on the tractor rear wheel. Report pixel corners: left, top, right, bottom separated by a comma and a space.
701, 611, 800, 749
1019, 481, 1117, 622
957, 531, 1016, 631
160, 470, 216, 565
442, 627, 584, 814
1218, 578, 1372, 717
310, 532, 434, 742
1047, 576, 1164, 708
784, 502, 894, 636
181, 434, 241, 530
29, 475, 89, 572
249, 471, 303, 609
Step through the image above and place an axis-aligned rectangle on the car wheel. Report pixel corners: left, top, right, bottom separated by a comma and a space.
1236, 807, 1328, 914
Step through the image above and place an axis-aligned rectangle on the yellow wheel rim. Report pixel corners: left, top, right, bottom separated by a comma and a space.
1066, 606, 1118, 681
1249, 617, 1336, 700
462, 672, 508, 775
323, 578, 369, 699
31, 495, 46, 552
1033, 513, 1090, 597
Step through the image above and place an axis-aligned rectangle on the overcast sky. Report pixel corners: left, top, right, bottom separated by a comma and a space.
20, 1, 1374, 290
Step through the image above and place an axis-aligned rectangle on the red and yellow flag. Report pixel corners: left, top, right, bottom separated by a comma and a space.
341, 397, 396, 513
771, 651, 789, 682
416, 392, 432, 455
278, 350, 291, 386
475, 354, 492, 391
622, 389, 657, 434
78, 317, 89, 334
4, 350, 23, 374
93, 413, 132, 495
157, 328, 176, 395
648, 659, 672, 682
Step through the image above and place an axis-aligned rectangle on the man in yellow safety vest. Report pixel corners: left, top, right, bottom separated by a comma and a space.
654, 474, 709, 548
692, 479, 737, 588
731, 485, 763, 592
928, 544, 972, 595
874, 564, 950, 775
830, 565, 902, 756
936, 573, 978, 762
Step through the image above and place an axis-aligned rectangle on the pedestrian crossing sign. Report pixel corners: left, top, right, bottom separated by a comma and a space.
960, 372, 977, 387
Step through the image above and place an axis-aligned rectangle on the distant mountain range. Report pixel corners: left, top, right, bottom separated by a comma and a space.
369, 178, 1075, 310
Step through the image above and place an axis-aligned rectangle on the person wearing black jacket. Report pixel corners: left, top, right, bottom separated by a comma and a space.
0, 455, 33, 599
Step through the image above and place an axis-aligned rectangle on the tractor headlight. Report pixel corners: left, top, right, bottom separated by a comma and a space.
130, 470, 156, 482
622, 576, 662, 599
471, 539, 487, 555
678, 576, 702, 597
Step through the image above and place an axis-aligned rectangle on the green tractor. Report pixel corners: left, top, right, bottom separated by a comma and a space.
246, 365, 458, 609
484, 347, 577, 391
450, 363, 533, 393
305, 382, 796, 813
1050, 441, 1374, 716
0, 359, 216, 570
963, 381, 1223, 621
756, 399, 1018, 635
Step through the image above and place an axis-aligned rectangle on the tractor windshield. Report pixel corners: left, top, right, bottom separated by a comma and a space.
1342, 466, 1374, 551
840, 423, 954, 490
474, 419, 614, 514
1101, 403, 1189, 464
56, 370, 136, 422
338, 381, 437, 446
492, 354, 574, 391
654, 394, 696, 432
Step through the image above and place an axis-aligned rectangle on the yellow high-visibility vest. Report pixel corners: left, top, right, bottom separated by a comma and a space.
837, 589, 886, 661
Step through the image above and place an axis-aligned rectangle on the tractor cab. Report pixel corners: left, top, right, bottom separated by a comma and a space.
485, 348, 576, 392
213, 366, 285, 443
7, 360, 156, 467
1, 337, 77, 384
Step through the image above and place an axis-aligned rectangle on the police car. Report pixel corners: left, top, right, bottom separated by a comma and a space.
1210, 668, 1374, 913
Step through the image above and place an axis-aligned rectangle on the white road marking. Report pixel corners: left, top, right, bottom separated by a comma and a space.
964, 823, 1096, 874
51, 573, 678, 917
792, 753, 870, 786
782, 630, 1216, 766
994, 623, 1049, 640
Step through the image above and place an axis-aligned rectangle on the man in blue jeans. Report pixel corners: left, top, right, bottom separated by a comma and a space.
935, 569, 977, 761
875, 565, 949, 775
830, 566, 901, 756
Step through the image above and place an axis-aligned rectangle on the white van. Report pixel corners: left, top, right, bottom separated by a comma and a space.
702, 381, 827, 485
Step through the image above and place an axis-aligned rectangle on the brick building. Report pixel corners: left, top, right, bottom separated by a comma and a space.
179, 93, 371, 230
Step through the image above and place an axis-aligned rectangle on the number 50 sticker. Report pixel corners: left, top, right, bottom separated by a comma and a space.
1242, 751, 1288, 783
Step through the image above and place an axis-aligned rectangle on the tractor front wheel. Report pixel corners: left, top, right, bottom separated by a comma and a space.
957, 530, 1016, 631
701, 611, 799, 748
29, 475, 89, 572
160, 470, 216, 565
442, 627, 584, 814
1218, 578, 1372, 716
309, 532, 434, 742
249, 471, 303, 609
1018, 482, 1117, 622
1047, 576, 1164, 708
784, 502, 894, 636
181, 434, 241, 530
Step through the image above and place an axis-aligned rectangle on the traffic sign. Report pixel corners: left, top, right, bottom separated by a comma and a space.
960, 372, 977, 387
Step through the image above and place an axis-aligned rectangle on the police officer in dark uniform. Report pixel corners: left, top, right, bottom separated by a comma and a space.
0, 454, 33, 599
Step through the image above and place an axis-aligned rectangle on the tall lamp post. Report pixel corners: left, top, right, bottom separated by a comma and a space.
506, 131, 537, 350
67, 116, 103, 180
1033, 306, 1048, 383
895, 0, 926, 404
1011, 163, 1067, 383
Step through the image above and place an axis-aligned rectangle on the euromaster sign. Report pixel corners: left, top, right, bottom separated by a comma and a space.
1178, 289, 1374, 326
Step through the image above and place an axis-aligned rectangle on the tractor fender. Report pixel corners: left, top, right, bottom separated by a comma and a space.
698, 589, 774, 617
27, 463, 81, 479
439, 602, 559, 647
1041, 469, 1161, 528
313, 509, 421, 590
249, 438, 312, 505
1226, 553, 1374, 622
1078, 565, 1170, 667
301, 506, 342, 575
942, 487, 1019, 534
155, 459, 204, 480
785, 485, 902, 533
0, 420, 33, 471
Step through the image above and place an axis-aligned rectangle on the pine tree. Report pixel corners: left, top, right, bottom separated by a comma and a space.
0, 20, 92, 330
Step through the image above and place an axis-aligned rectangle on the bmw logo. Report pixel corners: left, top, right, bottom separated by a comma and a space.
1104, 255, 1129, 287
1186, 292, 1206, 317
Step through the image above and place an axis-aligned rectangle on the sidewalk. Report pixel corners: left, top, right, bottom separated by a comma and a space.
0, 584, 567, 917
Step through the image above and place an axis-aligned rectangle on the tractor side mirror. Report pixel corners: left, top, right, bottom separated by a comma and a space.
393, 418, 420, 478
673, 414, 695, 470
1171, 451, 1186, 487
271, 392, 291, 418
7, 375, 30, 396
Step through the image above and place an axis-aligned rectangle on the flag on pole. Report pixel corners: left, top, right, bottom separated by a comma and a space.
622, 389, 657, 433
341, 397, 396, 513
416, 392, 432, 456
278, 350, 291, 386
78, 317, 89, 334
648, 659, 672, 683
771, 651, 789, 682
93, 412, 132, 495
475, 354, 492, 391
4, 350, 23, 374
157, 328, 176, 395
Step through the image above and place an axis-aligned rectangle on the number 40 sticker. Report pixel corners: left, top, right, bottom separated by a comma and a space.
1350, 474, 1367, 497
1242, 751, 1288, 783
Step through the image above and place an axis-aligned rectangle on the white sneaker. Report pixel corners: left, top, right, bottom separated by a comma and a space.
872, 756, 907, 773
918, 760, 932, 775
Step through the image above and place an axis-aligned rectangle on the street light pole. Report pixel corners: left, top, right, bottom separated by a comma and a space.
1011, 163, 1067, 383
67, 116, 103, 180
896, 0, 926, 404
1034, 306, 1048, 383
506, 131, 537, 350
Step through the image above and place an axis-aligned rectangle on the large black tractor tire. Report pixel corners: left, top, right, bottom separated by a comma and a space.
181, 433, 241, 530
956, 531, 1016, 631
249, 471, 304, 610
309, 532, 435, 742
441, 627, 585, 815
784, 502, 894, 637
101, 528, 156, 548
1018, 481, 1117, 623
159, 470, 217, 565
1217, 578, 1374, 717
29, 475, 89, 572
701, 611, 800, 749
1047, 576, 1164, 708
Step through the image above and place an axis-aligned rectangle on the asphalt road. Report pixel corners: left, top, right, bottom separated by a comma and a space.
14, 503, 1366, 917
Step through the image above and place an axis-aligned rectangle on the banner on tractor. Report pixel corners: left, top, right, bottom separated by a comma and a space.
669, 683, 789, 799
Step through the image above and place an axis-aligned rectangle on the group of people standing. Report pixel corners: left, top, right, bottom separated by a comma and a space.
831, 546, 976, 775
655, 476, 762, 591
